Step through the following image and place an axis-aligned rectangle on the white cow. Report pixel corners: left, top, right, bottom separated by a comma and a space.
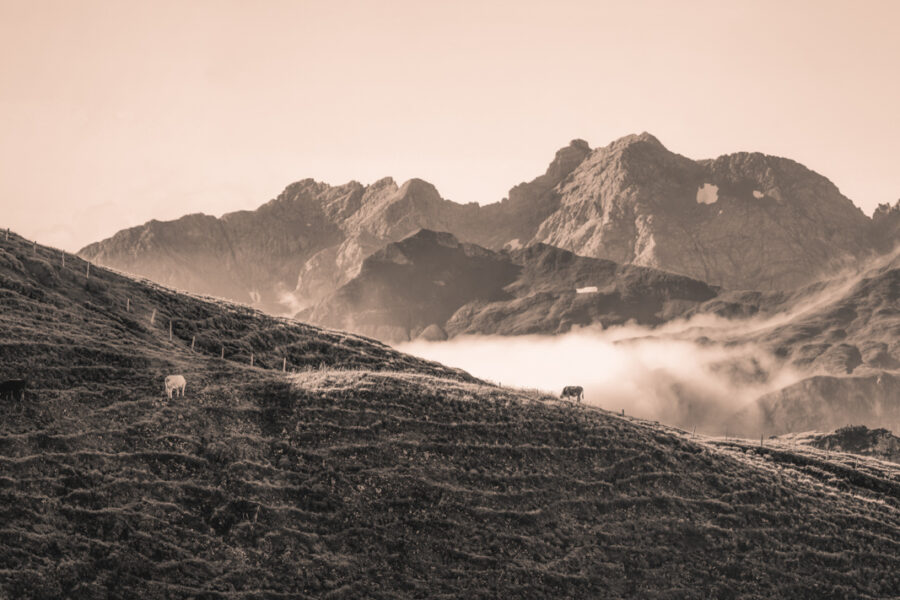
164, 374, 187, 399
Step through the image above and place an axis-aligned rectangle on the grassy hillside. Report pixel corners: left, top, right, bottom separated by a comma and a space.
0, 230, 468, 392
2, 231, 900, 598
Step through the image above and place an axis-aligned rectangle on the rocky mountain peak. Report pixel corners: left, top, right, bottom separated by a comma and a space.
874, 199, 900, 218
544, 139, 592, 181
396, 178, 443, 202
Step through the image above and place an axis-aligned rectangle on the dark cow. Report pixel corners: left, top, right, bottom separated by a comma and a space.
0, 379, 27, 401
560, 385, 583, 403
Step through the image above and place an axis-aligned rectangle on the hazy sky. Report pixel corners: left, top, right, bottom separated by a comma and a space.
1, 0, 898, 251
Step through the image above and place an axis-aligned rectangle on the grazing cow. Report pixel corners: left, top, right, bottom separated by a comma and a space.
560, 385, 584, 403
0, 379, 26, 401
164, 374, 187, 399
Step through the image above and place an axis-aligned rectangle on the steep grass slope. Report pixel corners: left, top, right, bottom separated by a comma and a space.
2, 231, 900, 598
0, 230, 468, 390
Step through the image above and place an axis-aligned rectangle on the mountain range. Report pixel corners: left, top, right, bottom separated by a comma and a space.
79, 133, 898, 314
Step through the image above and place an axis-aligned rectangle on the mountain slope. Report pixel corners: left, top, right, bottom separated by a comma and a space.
646, 248, 900, 435
5, 233, 900, 597
79, 134, 891, 314
301, 230, 719, 342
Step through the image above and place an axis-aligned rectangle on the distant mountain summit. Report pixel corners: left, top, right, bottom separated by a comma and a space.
79, 134, 894, 313
533, 133, 874, 290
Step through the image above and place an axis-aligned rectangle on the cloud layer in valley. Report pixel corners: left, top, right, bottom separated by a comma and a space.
401, 323, 806, 436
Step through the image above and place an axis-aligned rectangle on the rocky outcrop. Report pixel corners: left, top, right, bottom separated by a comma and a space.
80, 133, 888, 313
809, 425, 900, 463
873, 200, 900, 252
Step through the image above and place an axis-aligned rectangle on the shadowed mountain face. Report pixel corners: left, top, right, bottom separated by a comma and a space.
79, 134, 892, 313
4, 232, 900, 598
301, 230, 719, 342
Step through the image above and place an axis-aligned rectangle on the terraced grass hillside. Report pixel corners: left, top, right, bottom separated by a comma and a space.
2, 231, 900, 598
0, 229, 469, 393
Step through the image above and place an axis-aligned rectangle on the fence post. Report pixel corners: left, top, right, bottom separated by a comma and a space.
250, 353, 254, 367
32, 241, 36, 254
169, 320, 173, 341
282, 357, 286, 372
4, 228, 8, 241
126, 298, 130, 312
61, 253, 65, 268
150, 309, 156, 326
221, 346, 224, 359
85, 262, 90, 278
191, 336, 196, 351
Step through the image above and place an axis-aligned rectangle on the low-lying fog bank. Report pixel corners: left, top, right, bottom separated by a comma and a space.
399, 249, 900, 437
399, 323, 805, 437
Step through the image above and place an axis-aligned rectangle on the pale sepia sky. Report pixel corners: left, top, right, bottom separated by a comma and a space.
1, 0, 898, 251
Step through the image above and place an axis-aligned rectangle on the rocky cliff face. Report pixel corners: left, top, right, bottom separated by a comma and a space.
80, 133, 891, 313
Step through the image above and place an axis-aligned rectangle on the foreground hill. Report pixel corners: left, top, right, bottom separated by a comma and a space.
5, 234, 900, 597
301, 229, 718, 342
79, 134, 891, 313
